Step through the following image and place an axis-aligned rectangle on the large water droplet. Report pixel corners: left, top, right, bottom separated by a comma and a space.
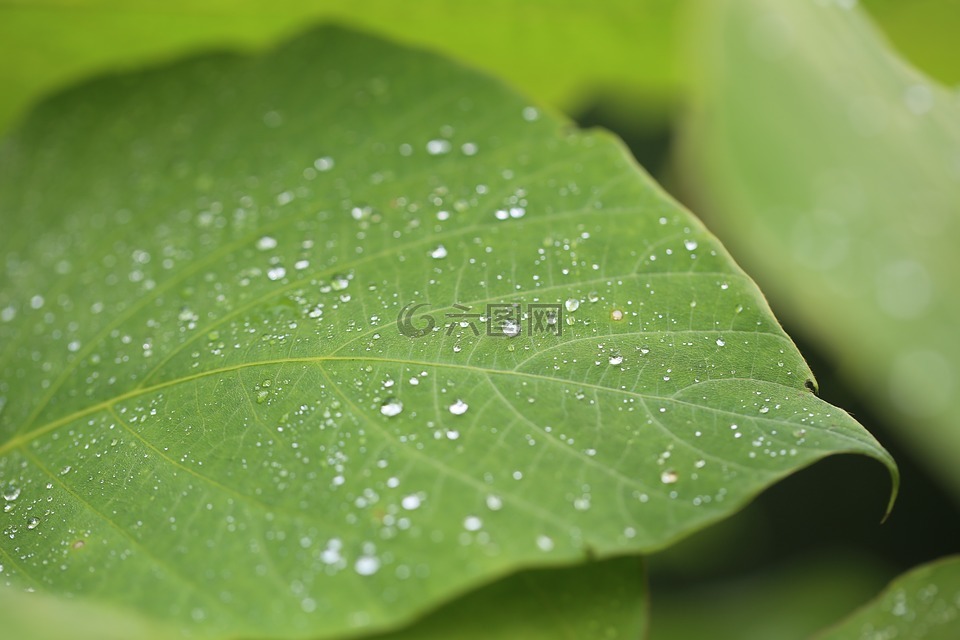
380, 398, 403, 417
608, 353, 623, 366
565, 298, 580, 312
448, 399, 469, 415
2, 486, 20, 501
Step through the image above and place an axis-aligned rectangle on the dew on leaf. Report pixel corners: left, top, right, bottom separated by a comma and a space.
448, 399, 469, 415
256, 236, 277, 251
380, 398, 403, 417
430, 244, 448, 259
27, 517, 40, 530
401, 495, 421, 510
355, 555, 380, 576
314, 156, 335, 171
565, 298, 580, 312
463, 516, 482, 531
660, 469, 679, 484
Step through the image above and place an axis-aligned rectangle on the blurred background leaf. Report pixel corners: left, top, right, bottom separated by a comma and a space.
0, 0, 685, 135
678, 0, 960, 503
815, 555, 960, 640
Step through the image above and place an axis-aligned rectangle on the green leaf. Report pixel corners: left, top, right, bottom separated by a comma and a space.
0, 25, 894, 639
0, 557, 646, 640
0, 0, 684, 136
373, 557, 646, 640
681, 0, 960, 497
816, 556, 960, 640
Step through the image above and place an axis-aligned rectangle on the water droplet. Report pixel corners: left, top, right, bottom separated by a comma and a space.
463, 516, 483, 531
608, 354, 623, 366
485, 495, 503, 511
2, 486, 20, 501
401, 495, 421, 510
502, 320, 520, 338
380, 398, 403, 417
536, 535, 554, 551
610, 309, 624, 321
587, 291, 600, 303
426, 139, 451, 155
448, 399, 469, 415
716, 338, 725, 347
355, 555, 380, 576
314, 156, 335, 171
660, 469, 678, 484
565, 298, 580, 312
522, 106, 540, 122
331, 275, 350, 291
27, 517, 40, 530
494, 209, 509, 221
256, 236, 277, 251
430, 244, 448, 259
684, 239, 698, 251
508, 207, 525, 219
267, 266, 286, 281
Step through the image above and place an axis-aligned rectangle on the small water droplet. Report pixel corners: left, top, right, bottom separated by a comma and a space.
448, 399, 469, 415
660, 469, 678, 484
716, 338, 725, 347
426, 139, 452, 155
684, 239, 698, 251
565, 298, 580, 312
380, 398, 403, 417
355, 555, 380, 576
502, 320, 520, 338
27, 517, 40, 530
267, 266, 286, 281
610, 309, 624, 321
401, 495, 421, 510
2, 486, 20, 501
608, 354, 623, 366
485, 495, 503, 511
430, 244, 448, 259
314, 156, 335, 171
463, 516, 483, 531
256, 236, 277, 251
536, 535, 554, 551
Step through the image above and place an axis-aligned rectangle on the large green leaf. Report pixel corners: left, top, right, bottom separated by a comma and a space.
681, 0, 960, 498
0, 26, 894, 639
0, 558, 646, 640
0, 0, 684, 136
816, 556, 960, 640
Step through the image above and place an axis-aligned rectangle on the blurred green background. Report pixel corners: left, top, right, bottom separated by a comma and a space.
2, 0, 958, 637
